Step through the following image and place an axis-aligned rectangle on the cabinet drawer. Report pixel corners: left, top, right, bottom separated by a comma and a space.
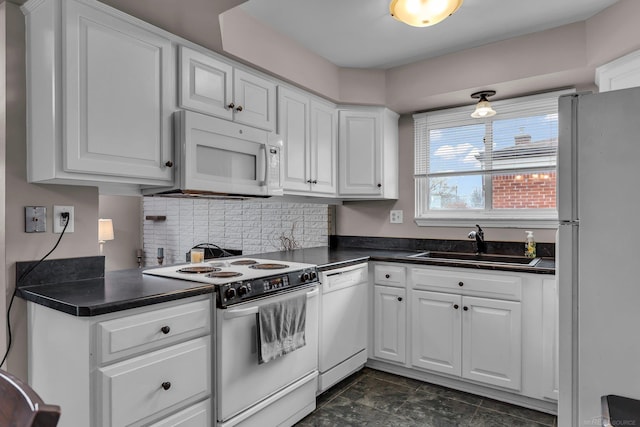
411, 268, 522, 301
374, 264, 406, 287
148, 399, 211, 427
97, 336, 211, 427
97, 298, 211, 364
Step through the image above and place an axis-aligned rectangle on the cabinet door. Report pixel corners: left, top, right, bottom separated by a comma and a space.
279, 87, 311, 192
462, 296, 522, 390
309, 100, 337, 195
542, 278, 559, 400
97, 337, 210, 427
373, 285, 406, 363
338, 110, 382, 196
179, 45, 233, 120
148, 399, 211, 427
411, 290, 461, 376
233, 69, 276, 131
64, 0, 173, 182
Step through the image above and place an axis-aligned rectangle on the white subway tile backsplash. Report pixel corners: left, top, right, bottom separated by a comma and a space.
142, 197, 329, 265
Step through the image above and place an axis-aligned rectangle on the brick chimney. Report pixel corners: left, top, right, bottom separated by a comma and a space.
514, 133, 531, 145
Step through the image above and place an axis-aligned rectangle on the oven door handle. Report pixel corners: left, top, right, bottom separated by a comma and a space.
222, 288, 319, 319
223, 306, 259, 320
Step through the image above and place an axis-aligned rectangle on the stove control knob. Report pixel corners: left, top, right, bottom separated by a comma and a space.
225, 288, 237, 300
301, 272, 310, 282
310, 271, 317, 281
238, 285, 249, 297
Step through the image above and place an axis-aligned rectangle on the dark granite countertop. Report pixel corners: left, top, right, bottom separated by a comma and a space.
17, 245, 554, 317
253, 246, 556, 274
17, 268, 213, 316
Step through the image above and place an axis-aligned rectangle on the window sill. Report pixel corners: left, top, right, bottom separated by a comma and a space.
414, 212, 559, 228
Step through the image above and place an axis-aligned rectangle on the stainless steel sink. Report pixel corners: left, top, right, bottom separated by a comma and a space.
408, 251, 540, 267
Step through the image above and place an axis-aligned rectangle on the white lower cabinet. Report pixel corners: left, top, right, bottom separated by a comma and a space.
27, 295, 212, 427
411, 290, 521, 391
148, 400, 211, 427
542, 277, 559, 400
97, 337, 210, 426
370, 262, 560, 411
373, 285, 406, 364
461, 296, 521, 390
411, 290, 461, 375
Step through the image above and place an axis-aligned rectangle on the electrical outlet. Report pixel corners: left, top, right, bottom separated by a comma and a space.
390, 210, 403, 224
53, 205, 74, 233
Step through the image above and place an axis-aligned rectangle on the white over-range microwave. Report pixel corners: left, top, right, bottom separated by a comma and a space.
144, 110, 283, 198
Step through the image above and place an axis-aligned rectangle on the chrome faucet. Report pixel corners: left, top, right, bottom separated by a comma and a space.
468, 224, 487, 254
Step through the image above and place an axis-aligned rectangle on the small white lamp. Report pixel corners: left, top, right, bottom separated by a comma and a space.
98, 218, 114, 255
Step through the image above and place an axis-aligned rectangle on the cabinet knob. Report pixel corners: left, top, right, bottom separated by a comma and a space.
227, 102, 235, 110
160, 326, 170, 334
458, 281, 464, 287
377, 183, 382, 188
306, 179, 312, 183
164, 161, 174, 168
463, 306, 469, 311
385, 274, 390, 279
397, 297, 403, 302
453, 304, 459, 309
235, 105, 243, 112
161, 381, 171, 391
312, 180, 318, 184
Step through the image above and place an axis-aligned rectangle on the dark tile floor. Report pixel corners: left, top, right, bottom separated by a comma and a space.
296, 368, 557, 427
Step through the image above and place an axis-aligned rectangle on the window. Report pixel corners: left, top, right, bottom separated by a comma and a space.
414, 90, 572, 227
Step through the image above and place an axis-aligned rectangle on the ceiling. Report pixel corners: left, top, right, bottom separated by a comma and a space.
239, 0, 620, 69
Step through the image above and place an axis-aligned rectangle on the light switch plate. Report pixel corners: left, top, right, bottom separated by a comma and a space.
390, 210, 403, 224
25, 206, 46, 233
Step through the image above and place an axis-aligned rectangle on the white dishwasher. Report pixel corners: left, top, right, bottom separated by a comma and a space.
318, 262, 368, 393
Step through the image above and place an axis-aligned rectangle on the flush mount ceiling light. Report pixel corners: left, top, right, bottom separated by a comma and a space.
470, 90, 497, 118
389, 0, 463, 27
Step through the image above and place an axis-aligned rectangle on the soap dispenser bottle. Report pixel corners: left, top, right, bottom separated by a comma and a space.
525, 231, 536, 258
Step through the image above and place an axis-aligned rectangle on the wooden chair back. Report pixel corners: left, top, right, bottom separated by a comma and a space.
0, 369, 60, 427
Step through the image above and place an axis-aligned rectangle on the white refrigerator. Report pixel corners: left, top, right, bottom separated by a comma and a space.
557, 87, 640, 426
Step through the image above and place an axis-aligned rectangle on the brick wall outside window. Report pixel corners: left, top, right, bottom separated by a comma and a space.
492, 172, 556, 209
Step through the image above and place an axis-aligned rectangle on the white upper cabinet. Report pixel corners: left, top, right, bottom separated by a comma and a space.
278, 86, 337, 196
23, 0, 175, 190
596, 49, 640, 92
179, 46, 276, 132
338, 107, 399, 199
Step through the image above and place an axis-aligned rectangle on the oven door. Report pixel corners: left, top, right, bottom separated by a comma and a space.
216, 285, 319, 422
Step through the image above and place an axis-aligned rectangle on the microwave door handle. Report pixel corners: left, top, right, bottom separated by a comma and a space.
259, 144, 268, 186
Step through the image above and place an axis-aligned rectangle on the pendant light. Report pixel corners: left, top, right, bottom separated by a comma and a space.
389, 0, 463, 27
470, 90, 497, 118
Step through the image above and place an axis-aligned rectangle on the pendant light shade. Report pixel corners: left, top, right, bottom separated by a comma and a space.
389, 0, 463, 27
470, 90, 497, 118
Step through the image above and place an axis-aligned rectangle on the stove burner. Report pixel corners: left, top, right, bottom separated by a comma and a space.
177, 266, 220, 274
207, 271, 243, 278
230, 259, 259, 266
249, 263, 289, 270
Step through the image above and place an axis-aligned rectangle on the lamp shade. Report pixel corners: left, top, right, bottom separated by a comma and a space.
470, 90, 497, 118
390, 0, 463, 27
98, 218, 114, 242
471, 99, 497, 118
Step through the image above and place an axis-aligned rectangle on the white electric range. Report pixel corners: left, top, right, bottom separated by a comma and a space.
143, 258, 320, 427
